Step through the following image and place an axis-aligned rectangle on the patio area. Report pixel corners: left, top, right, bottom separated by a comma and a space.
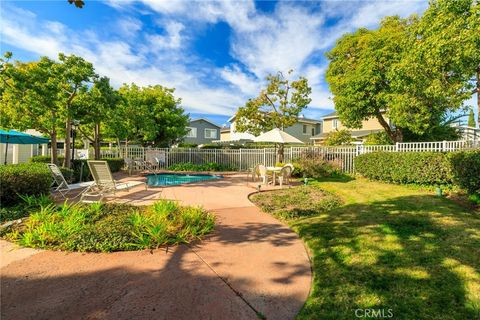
1, 173, 312, 320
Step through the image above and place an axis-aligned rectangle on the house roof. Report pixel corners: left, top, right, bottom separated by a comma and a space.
321, 111, 338, 119
189, 118, 221, 129
311, 129, 384, 140
220, 127, 230, 133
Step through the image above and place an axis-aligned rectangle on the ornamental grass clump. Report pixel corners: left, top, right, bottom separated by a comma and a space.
2, 200, 215, 252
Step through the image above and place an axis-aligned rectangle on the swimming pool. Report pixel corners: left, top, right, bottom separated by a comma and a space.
146, 173, 223, 187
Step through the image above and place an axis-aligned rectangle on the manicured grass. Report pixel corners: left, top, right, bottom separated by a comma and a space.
254, 177, 480, 320
2, 200, 215, 252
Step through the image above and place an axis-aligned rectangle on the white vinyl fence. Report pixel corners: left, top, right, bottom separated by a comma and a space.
98, 140, 479, 174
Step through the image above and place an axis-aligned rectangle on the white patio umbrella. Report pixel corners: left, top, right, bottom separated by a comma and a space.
254, 128, 304, 163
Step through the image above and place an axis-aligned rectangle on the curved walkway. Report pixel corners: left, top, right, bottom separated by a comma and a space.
0, 174, 311, 320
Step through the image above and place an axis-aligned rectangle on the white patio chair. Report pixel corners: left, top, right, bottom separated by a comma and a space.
47, 163, 94, 199
257, 164, 271, 185
276, 165, 293, 187
80, 160, 148, 203
284, 163, 295, 175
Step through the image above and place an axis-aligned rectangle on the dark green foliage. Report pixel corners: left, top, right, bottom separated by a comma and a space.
0, 163, 52, 206
30, 155, 65, 164
364, 131, 393, 145
0, 194, 54, 223
449, 150, 480, 195
177, 143, 198, 148
2, 200, 215, 252
355, 152, 453, 185
168, 162, 235, 172
59, 167, 74, 183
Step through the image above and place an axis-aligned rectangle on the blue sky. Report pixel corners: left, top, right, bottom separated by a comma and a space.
3, 0, 464, 127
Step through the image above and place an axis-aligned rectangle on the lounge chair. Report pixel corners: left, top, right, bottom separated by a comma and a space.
47, 163, 94, 199
80, 160, 148, 203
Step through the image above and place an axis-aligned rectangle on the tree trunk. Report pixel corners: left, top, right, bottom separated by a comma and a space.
94, 122, 101, 160
64, 118, 72, 168
375, 112, 402, 142
477, 66, 479, 128
277, 143, 284, 164
50, 130, 58, 165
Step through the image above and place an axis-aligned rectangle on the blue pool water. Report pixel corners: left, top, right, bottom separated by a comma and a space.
146, 173, 223, 187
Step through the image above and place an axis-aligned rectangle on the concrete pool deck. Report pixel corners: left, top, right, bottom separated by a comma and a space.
0, 174, 312, 320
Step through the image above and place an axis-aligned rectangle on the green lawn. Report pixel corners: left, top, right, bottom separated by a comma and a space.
252, 177, 480, 320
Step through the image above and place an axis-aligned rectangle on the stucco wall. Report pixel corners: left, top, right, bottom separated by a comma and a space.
323, 116, 388, 133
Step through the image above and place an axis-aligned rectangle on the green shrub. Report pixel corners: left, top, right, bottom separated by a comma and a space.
59, 167, 74, 183
177, 143, 198, 148
295, 157, 342, 178
323, 129, 353, 146
449, 150, 480, 195
2, 200, 215, 252
169, 162, 235, 172
364, 131, 393, 145
30, 155, 65, 164
0, 163, 53, 206
0, 194, 55, 223
355, 152, 453, 185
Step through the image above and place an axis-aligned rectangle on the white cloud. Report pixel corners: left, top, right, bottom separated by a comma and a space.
146, 21, 185, 51
1, 1, 430, 117
117, 17, 143, 38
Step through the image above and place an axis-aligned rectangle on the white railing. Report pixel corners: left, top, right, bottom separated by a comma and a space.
98, 140, 479, 174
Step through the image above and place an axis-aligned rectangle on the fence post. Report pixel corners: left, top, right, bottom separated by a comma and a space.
263, 148, 266, 165
189, 148, 192, 163
239, 149, 242, 171
442, 140, 447, 152
395, 142, 399, 152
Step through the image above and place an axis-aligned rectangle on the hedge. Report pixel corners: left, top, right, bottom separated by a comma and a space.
354, 152, 453, 185
30, 155, 65, 164
0, 163, 52, 206
168, 162, 235, 172
449, 150, 480, 195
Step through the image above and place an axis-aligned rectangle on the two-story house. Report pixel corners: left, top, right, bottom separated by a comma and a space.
224, 114, 322, 144
183, 118, 221, 145
311, 111, 389, 145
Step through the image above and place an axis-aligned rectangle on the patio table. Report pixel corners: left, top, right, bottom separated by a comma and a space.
266, 166, 283, 186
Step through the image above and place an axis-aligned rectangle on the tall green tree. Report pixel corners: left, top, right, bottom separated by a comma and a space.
56, 54, 96, 167
390, 0, 480, 137
468, 108, 476, 127
235, 70, 311, 162
326, 16, 412, 143
1, 53, 63, 164
326, 0, 479, 142
74, 76, 119, 159
109, 84, 188, 147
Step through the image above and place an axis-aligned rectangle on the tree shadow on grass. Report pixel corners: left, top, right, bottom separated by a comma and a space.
293, 194, 480, 320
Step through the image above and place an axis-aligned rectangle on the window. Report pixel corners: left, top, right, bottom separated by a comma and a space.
333, 119, 339, 129
302, 124, 307, 134
205, 128, 217, 139
311, 128, 315, 136
186, 127, 197, 138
